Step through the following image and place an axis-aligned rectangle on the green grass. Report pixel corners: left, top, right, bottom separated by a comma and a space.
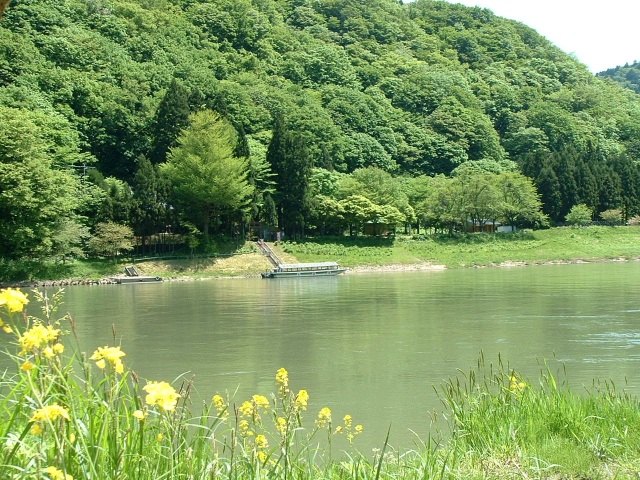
4, 226, 640, 284
279, 226, 640, 268
2, 289, 640, 479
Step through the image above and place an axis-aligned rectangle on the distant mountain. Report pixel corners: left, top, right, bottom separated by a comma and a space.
597, 61, 640, 94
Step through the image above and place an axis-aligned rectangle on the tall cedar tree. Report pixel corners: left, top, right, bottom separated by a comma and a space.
132, 155, 167, 254
160, 110, 253, 243
266, 114, 312, 238
151, 79, 191, 164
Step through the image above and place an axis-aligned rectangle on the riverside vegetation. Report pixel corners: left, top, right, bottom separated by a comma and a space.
3, 225, 640, 283
2, 289, 640, 479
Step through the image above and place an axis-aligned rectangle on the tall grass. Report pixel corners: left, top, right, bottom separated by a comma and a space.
1, 288, 640, 479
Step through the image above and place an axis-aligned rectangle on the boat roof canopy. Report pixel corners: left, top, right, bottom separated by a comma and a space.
279, 262, 340, 269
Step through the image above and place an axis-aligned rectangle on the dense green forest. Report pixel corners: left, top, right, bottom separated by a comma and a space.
598, 61, 640, 94
2, 0, 640, 261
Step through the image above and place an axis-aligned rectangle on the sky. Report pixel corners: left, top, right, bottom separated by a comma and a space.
432, 0, 640, 73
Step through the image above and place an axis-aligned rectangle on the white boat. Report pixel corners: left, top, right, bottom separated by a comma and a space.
261, 261, 348, 278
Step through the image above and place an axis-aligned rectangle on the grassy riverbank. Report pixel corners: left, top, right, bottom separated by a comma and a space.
3, 225, 640, 284
2, 289, 640, 479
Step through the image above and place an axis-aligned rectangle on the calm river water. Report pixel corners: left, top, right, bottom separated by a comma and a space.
43, 262, 640, 450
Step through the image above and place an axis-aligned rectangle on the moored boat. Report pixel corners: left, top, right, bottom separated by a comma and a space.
261, 261, 347, 278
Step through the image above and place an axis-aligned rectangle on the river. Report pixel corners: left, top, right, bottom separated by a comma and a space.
34, 261, 640, 451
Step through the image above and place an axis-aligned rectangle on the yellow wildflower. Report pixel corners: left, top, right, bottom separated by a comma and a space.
69, 433, 76, 444
295, 389, 309, 410
133, 410, 147, 421
18, 324, 60, 355
509, 375, 527, 394
21, 361, 35, 371
30, 423, 43, 435
255, 434, 269, 449
43, 346, 55, 358
252, 394, 270, 410
275, 416, 287, 435
90, 346, 126, 374
30, 404, 70, 423
239, 395, 270, 419
3, 325, 12, 333
334, 425, 343, 434
355, 424, 363, 434
275, 367, 289, 395
0, 288, 29, 313
257, 450, 267, 463
238, 419, 254, 437
44, 466, 73, 480
143, 381, 180, 411
157, 433, 164, 442
343, 414, 352, 428
53, 343, 64, 354
212, 394, 229, 418
315, 407, 332, 428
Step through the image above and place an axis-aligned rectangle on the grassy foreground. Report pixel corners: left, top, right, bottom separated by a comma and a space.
4, 225, 640, 284
2, 289, 640, 479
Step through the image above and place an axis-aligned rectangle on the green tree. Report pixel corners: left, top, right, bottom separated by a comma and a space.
0, 106, 82, 258
88, 221, 134, 260
266, 114, 313, 238
161, 110, 253, 243
565, 204, 592, 227
50, 218, 90, 263
495, 171, 546, 228
151, 78, 192, 165
600, 209, 622, 225
131, 155, 168, 254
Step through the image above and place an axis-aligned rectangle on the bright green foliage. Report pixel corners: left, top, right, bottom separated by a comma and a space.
600, 208, 622, 225
161, 110, 254, 241
88, 221, 135, 259
565, 203, 593, 227
2, 0, 640, 252
0, 106, 82, 258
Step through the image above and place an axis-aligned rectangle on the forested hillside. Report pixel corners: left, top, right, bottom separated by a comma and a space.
598, 61, 640, 95
2, 0, 640, 260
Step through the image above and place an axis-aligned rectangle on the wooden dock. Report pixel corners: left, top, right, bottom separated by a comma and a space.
111, 265, 163, 284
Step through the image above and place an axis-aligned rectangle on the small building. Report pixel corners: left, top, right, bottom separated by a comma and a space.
465, 220, 516, 233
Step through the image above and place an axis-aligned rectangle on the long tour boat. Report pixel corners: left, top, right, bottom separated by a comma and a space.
261, 261, 348, 278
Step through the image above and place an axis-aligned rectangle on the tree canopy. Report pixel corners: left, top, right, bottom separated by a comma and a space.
2, 0, 640, 257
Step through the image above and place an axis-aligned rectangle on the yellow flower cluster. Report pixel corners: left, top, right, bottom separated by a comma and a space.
212, 394, 229, 418
294, 389, 309, 411
239, 394, 270, 419
509, 375, 527, 394
143, 381, 180, 411
0, 288, 29, 313
29, 404, 70, 435
45, 466, 73, 480
90, 346, 126, 374
275, 367, 289, 395
30, 404, 70, 423
334, 414, 364, 444
18, 324, 61, 356
315, 407, 332, 428
133, 410, 147, 421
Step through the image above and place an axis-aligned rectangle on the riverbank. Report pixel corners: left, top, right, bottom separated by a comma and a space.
3, 225, 640, 286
